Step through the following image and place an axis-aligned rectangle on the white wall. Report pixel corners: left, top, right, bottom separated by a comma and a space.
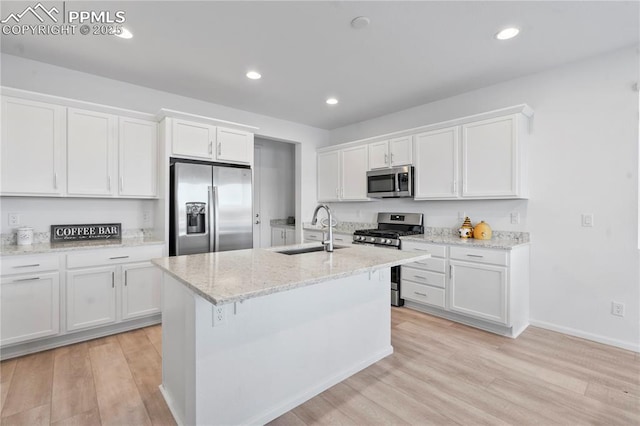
255, 138, 295, 247
0, 53, 329, 239
328, 46, 640, 351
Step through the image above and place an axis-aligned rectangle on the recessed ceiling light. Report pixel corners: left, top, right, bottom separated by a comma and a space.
326, 98, 339, 105
351, 16, 370, 29
246, 71, 262, 80
116, 27, 133, 39
495, 27, 520, 40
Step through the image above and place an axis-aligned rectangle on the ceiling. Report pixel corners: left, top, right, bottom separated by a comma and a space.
1, 1, 638, 129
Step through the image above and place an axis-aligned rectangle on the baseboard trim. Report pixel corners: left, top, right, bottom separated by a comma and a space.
158, 385, 182, 426
529, 319, 640, 353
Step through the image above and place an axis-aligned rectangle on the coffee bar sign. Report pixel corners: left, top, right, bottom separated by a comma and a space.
51, 223, 121, 242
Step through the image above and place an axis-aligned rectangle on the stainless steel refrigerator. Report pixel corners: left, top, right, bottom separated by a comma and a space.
170, 161, 253, 256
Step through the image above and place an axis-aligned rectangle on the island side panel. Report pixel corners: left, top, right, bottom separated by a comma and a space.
160, 274, 197, 426
191, 269, 392, 425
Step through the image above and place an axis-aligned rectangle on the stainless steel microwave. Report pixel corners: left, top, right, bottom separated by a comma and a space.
366, 166, 414, 198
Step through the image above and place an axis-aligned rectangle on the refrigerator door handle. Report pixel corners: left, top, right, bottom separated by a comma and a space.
208, 186, 220, 252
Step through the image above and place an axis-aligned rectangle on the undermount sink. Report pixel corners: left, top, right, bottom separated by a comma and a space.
276, 245, 346, 255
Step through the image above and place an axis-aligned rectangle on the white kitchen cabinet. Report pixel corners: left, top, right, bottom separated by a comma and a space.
0, 271, 60, 346
303, 229, 324, 243
118, 117, 158, 197
368, 136, 412, 170
317, 145, 369, 202
332, 232, 353, 246
172, 119, 215, 160
414, 127, 460, 199
401, 240, 529, 338
317, 150, 341, 202
216, 127, 253, 165
1, 97, 66, 196
271, 226, 295, 247
461, 114, 527, 198
67, 108, 117, 196
401, 241, 447, 308
122, 262, 162, 320
341, 145, 369, 200
66, 266, 117, 331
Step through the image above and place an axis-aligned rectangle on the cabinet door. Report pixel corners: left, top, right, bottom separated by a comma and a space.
67, 108, 117, 196
216, 127, 253, 165
66, 267, 116, 331
414, 127, 460, 199
1, 97, 65, 195
0, 272, 60, 345
271, 227, 286, 247
368, 140, 389, 169
122, 263, 162, 320
461, 115, 518, 198
172, 119, 214, 160
284, 228, 296, 245
449, 260, 507, 324
119, 117, 157, 197
341, 145, 369, 201
317, 150, 341, 202
390, 136, 412, 166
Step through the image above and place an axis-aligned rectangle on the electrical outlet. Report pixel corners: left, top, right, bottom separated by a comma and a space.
212, 305, 227, 326
611, 302, 625, 317
8, 213, 20, 226
142, 211, 152, 226
510, 212, 520, 225
581, 213, 594, 227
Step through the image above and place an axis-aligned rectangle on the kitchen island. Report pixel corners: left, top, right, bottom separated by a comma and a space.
152, 243, 429, 425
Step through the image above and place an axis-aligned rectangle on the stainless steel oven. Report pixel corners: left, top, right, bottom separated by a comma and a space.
353, 213, 424, 306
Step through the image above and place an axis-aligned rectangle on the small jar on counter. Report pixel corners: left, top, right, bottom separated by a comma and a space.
16, 227, 34, 246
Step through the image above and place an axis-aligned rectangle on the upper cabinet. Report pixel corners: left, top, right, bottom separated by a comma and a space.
1, 92, 159, 199
1, 97, 66, 196
169, 118, 253, 165
67, 108, 117, 196
414, 111, 531, 200
368, 136, 412, 170
119, 117, 158, 198
317, 145, 370, 202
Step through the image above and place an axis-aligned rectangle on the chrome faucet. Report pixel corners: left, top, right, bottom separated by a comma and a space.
311, 204, 334, 252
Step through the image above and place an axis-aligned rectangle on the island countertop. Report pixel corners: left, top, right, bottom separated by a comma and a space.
152, 243, 430, 305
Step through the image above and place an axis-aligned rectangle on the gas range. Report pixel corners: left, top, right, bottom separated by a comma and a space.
352, 213, 424, 249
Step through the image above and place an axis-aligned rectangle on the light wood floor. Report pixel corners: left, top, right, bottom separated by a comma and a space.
1, 308, 638, 425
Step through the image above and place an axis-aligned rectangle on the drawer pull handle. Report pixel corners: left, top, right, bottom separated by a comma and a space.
413, 275, 427, 280
12, 277, 40, 282
413, 248, 429, 252
413, 291, 427, 297
124, 270, 128, 286
13, 264, 41, 268
112, 272, 115, 288
466, 254, 484, 258
109, 256, 130, 260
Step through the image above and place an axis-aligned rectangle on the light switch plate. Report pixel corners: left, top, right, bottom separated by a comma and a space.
581, 213, 594, 227
510, 212, 520, 225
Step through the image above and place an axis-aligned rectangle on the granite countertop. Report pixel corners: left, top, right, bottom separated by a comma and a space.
152, 243, 430, 305
401, 233, 529, 250
303, 221, 376, 234
0, 237, 165, 256
270, 219, 295, 229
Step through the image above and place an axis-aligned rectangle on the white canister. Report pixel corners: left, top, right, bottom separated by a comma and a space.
16, 227, 34, 246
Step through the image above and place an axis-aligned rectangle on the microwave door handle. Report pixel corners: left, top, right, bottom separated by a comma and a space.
395, 174, 400, 192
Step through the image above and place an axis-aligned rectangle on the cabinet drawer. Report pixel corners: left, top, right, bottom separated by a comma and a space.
450, 246, 508, 266
1, 254, 60, 276
333, 233, 352, 245
402, 266, 445, 288
67, 245, 163, 269
401, 241, 446, 258
408, 257, 446, 273
304, 230, 323, 242
401, 281, 445, 308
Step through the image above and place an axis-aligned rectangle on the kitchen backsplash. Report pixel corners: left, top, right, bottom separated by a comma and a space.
0, 228, 156, 246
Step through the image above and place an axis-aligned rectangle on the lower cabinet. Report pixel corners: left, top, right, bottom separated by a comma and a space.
0, 271, 60, 346
66, 266, 117, 331
122, 263, 162, 320
401, 240, 529, 338
271, 226, 295, 247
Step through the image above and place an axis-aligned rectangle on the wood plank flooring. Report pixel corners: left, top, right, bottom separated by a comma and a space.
1, 308, 638, 425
